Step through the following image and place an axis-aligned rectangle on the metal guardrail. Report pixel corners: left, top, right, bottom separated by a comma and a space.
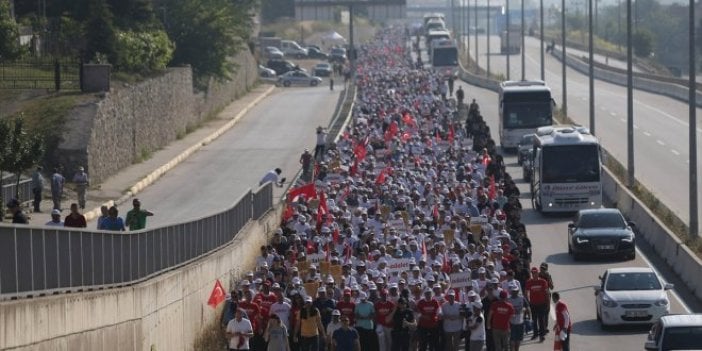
0, 182, 273, 300
2, 178, 33, 205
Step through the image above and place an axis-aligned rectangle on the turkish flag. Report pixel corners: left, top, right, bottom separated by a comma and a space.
333, 228, 340, 244
207, 279, 226, 308
448, 125, 455, 143
375, 168, 388, 185
316, 191, 328, 230
421, 239, 428, 262
488, 176, 497, 200
288, 183, 317, 202
353, 143, 368, 162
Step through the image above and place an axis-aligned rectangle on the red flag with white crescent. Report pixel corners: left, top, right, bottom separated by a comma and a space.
207, 279, 226, 308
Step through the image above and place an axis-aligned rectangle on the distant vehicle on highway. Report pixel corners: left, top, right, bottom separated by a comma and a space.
645, 314, 702, 350
328, 47, 347, 63
498, 80, 553, 149
522, 149, 533, 182
277, 71, 322, 87
306, 47, 329, 59
313, 63, 333, 77
266, 59, 298, 75
517, 133, 537, 165
595, 267, 673, 329
568, 208, 636, 260
280, 40, 308, 58
531, 126, 603, 213
258, 65, 276, 78
264, 46, 284, 60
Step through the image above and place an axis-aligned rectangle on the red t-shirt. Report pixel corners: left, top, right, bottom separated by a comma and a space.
556, 301, 572, 332
337, 300, 356, 325
489, 300, 515, 330
416, 298, 441, 329
374, 300, 395, 327
239, 300, 261, 333
64, 214, 87, 228
525, 278, 549, 305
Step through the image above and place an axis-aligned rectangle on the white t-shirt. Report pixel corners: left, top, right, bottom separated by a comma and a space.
469, 313, 486, 341
270, 301, 293, 330
441, 301, 463, 332
226, 318, 253, 350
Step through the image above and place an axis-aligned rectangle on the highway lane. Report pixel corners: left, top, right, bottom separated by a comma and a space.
127, 85, 339, 228
463, 34, 702, 224
459, 77, 698, 350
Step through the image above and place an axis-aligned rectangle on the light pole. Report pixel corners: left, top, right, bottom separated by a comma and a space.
561, 0, 567, 117
521, 0, 525, 80
467, 0, 470, 61
688, 0, 698, 237
588, 0, 595, 134
626, 0, 634, 186
475, 0, 479, 73
506, 0, 511, 80
540, 0, 545, 81
487, 0, 491, 77
618, 0, 622, 51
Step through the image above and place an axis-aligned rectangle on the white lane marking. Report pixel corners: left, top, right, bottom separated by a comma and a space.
620, 118, 626, 123
643, 131, 651, 137
671, 149, 680, 155
657, 140, 666, 146
610, 112, 617, 117
636, 246, 693, 313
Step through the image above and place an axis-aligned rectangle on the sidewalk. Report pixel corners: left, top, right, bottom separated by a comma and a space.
29, 84, 276, 227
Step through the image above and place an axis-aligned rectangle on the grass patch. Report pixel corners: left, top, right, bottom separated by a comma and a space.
193, 312, 227, 351
553, 108, 701, 257
135, 147, 153, 164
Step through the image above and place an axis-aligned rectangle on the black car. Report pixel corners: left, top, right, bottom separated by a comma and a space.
517, 133, 537, 165
522, 149, 533, 182
568, 208, 636, 261
307, 47, 329, 59
266, 59, 297, 75
328, 47, 347, 63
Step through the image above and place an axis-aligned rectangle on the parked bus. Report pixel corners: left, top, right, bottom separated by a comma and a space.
430, 38, 459, 79
498, 80, 553, 149
531, 126, 603, 213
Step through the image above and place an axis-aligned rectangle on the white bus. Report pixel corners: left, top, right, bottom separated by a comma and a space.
531, 126, 603, 213
430, 38, 459, 79
498, 80, 553, 149
425, 29, 451, 50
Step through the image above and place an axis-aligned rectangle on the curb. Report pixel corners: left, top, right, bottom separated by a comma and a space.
83, 85, 276, 221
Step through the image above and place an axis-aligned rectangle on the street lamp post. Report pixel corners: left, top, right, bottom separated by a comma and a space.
688, 0, 698, 237
626, 0, 634, 187
561, 0, 567, 117
521, 0, 525, 80
487, 0, 491, 77
506, 0, 511, 80
475, 0, 479, 73
588, 0, 595, 135
540, 0, 545, 81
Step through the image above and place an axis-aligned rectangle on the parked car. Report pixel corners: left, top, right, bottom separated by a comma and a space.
522, 149, 533, 182
313, 63, 333, 77
307, 47, 329, 60
645, 314, 702, 350
568, 208, 636, 260
280, 40, 308, 58
328, 47, 347, 63
264, 46, 284, 60
517, 133, 537, 165
258, 65, 276, 78
595, 267, 673, 329
266, 59, 297, 75
277, 71, 323, 87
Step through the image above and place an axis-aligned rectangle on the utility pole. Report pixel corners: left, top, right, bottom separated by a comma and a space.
689, 0, 698, 237
626, 0, 634, 187
467, 0, 470, 62
561, 0, 567, 116
540, 0, 545, 81
588, 0, 595, 135
487, 0, 491, 77
349, 4, 355, 77
507, 0, 511, 80
521, 0, 525, 80
618, 0, 622, 51
475, 0, 479, 73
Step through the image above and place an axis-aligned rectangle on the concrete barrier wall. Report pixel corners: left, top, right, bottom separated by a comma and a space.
550, 48, 702, 108
0, 204, 282, 351
601, 168, 702, 300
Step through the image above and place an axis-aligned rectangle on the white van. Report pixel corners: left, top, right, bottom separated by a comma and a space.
645, 314, 702, 351
280, 40, 308, 58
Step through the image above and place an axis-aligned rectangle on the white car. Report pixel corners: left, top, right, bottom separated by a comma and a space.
595, 267, 673, 329
645, 314, 702, 351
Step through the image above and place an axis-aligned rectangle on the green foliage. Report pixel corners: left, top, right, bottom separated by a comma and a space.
0, 116, 44, 199
632, 29, 654, 58
166, 0, 255, 85
115, 30, 174, 73
0, 0, 25, 61
84, 0, 117, 63
107, 0, 156, 29
260, 0, 295, 23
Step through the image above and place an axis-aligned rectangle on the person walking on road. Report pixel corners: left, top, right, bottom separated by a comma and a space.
72, 166, 89, 209
467, 301, 486, 351
46, 209, 64, 226
64, 203, 87, 228
507, 285, 530, 351
552, 292, 571, 351
227, 308, 254, 351
31, 166, 44, 212
300, 149, 313, 182
332, 315, 361, 351
295, 296, 326, 351
487, 291, 514, 351
455, 86, 464, 105
7, 198, 28, 224
99, 206, 126, 231
126, 198, 154, 231
50, 168, 65, 210
315, 127, 328, 161
525, 267, 549, 342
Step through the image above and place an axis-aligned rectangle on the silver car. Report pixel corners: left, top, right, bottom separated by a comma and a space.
277, 71, 322, 87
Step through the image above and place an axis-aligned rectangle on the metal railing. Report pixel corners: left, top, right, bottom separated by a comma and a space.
2, 178, 33, 205
0, 182, 272, 299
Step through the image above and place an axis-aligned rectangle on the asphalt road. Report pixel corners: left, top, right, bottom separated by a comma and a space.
130, 85, 340, 228
459, 78, 700, 351
462, 34, 702, 225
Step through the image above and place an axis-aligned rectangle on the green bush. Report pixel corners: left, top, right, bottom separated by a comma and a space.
115, 30, 174, 73
0, 0, 25, 61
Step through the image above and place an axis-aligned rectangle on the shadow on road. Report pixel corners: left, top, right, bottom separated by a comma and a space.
571, 319, 650, 337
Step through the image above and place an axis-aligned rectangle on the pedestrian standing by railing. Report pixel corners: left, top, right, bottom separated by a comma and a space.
45, 209, 63, 226
72, 166, 89, 209
64, 203, 87, 228
126, 198, 154, 231
98, 206, 126, 231
6, 198, 28, 224
31, 166, 44, 213
50, 168, 65, 210
315, 127, 328, 161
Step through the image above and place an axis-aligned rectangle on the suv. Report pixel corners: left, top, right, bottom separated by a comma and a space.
328, 47, 347, 63
645, 314, 702, 350
266, 59, 297, 75
280, 40, 308, 58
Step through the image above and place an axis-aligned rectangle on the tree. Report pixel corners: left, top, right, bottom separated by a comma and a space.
165, 0, 255, 87
84, 0, 117, 63
107, 0, 156, 29
260, 0, 295, 23
632, 29, 654, 58
0, 0, 24, 61
0, 118, 10, 213
4, 116, 44, 200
